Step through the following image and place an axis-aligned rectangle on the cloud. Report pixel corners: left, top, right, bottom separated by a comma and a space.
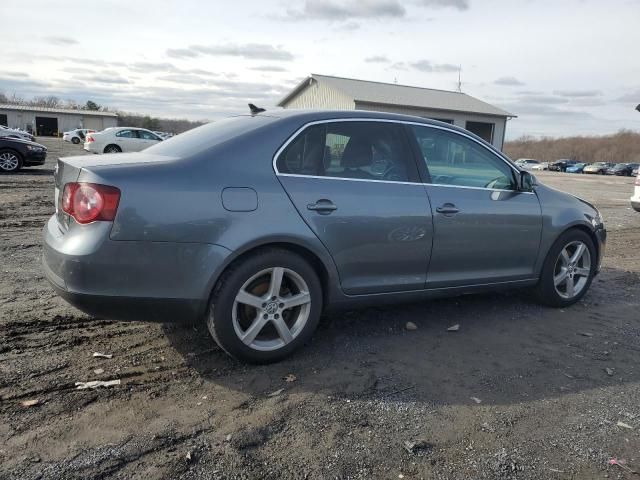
553, 89, 602, 97
74, 75, 130, 85
365, 55, 391, 63
166, 48, 199, 59
286, 0, 405, 20
615, 90, 640, 103
334, 21, 361, 31
166, 43, 294, 61
494, 76, 525, 86
410, 60, 459, 73
44, 36, 78, 45
517, 94, 569, 105
417, 0, 469, 9
3, 72, 29, 78
389, 61, 408, 71
128, 61, 181, 73
249, 65, 288, 72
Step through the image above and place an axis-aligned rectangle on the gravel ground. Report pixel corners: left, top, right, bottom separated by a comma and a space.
1, 137, 639, 480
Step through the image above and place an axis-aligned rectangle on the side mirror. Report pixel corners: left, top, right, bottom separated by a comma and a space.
519, 171, 536, 192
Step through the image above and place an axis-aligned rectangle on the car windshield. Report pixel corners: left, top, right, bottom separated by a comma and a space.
592, 162, 606, 167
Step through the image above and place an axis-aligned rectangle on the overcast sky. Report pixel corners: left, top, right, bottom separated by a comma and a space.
1, 0, 639, 139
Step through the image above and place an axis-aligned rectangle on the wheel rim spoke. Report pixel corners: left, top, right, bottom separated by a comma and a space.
560, 249, 571, 265
570, 243, 586, 264
267, 267, 284, 298
273, 317, 293, 344
554, 268, 568, 286
565, 275, 575, 297
240, 316, 268, 345
575, 267, 590, 277
235, 289, 264, 309
282, 292, 311, 310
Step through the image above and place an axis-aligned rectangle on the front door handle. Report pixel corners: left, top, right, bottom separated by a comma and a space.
307, 199, 337, 214
436, 203, 460, 215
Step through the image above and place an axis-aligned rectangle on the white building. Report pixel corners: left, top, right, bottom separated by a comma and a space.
0, 104, 118, 136
278, 74, 515, 150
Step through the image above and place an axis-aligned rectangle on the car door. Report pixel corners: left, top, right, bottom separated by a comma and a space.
137, 129, 162, 150
114, 129, 138, 152
408, 124, 542, 288
276, 120, 433, 295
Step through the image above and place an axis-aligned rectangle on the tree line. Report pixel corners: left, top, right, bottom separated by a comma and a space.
504, 130, 640, 164
0, 93, 204, 134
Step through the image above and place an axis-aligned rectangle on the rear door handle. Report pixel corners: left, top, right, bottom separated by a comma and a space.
436, 204, 460, 215
307, 200, 337, 214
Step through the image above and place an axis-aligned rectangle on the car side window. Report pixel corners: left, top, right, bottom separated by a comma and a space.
410, 125, 516, 190
138, 130, 159, 140
116, 129, 136, 138
277, 121, 415, 182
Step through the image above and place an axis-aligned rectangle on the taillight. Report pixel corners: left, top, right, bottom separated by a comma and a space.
86, 135, 94, 142
61, 182, 120, 224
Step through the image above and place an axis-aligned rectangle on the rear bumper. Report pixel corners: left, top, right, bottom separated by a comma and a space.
42, 215, 232, 323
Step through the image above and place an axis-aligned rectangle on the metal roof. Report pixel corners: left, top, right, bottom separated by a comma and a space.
278, 74, 514, 118
0, 104, 118, 117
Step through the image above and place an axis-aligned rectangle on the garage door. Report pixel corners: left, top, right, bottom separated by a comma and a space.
35, 116, 58, 136
83, 117, 103, 131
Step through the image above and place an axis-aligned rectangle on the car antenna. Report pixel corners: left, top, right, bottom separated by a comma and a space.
249, 103, 266, 115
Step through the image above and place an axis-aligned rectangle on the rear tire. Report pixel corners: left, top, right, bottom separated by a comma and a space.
207, 249, 323, 364
104, 144, 121, 153
534, 229, 596, 307
0, 149, 23, 173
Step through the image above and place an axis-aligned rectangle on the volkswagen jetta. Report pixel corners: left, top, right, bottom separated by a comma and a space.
43, 110, 606, 363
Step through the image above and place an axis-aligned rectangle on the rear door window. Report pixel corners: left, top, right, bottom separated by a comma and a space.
116, 129, 136, 138
277, 121, 418, 183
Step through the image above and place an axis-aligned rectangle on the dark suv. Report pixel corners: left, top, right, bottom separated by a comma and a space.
0, 137, 47, 172
549, 159, 578, 172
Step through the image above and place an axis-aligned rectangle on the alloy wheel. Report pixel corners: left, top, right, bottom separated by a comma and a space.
553, 240, 591, 299
0, 152, 19, 171
231, 267, 311, 351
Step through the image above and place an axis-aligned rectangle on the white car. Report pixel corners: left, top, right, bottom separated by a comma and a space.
84, 127, 163, 154
63, 128, 95, 144
515, 158, 540, 170
0, 125, 35, 142
530, 162, 549, 171
631, 171, 640, 212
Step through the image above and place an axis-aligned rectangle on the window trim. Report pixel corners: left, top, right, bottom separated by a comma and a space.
273, 118, 530, 194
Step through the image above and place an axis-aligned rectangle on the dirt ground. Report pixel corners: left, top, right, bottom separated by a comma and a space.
1, 137, 639, 480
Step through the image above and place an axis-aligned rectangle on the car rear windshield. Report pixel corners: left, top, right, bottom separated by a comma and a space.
145, 115, 274, 157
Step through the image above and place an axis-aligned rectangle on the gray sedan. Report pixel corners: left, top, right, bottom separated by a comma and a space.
43, 110, 606, 363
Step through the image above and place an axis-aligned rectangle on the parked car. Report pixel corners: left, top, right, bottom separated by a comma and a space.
549, 159, 578, 172
63, 128, 95, 145
0, 125, 35, 142
633, 165, 639, 177
515, 159, 540, 170
153, 131, 174, 140
606, 163, 639, 176
566, 162, 587, 174
84, 127, 163, 154
584, 162, 614, 175
0, 137, 47, 172
631, 171, 640, 212
530, 162, 549, 171
43, 110, 606, 363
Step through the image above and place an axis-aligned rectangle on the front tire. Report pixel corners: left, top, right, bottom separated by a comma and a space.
0, 149, 23, 173
71, 137, 80, 144
207, 249, 323, 363
534, 229, 596, 307
104, 144, 122, 153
